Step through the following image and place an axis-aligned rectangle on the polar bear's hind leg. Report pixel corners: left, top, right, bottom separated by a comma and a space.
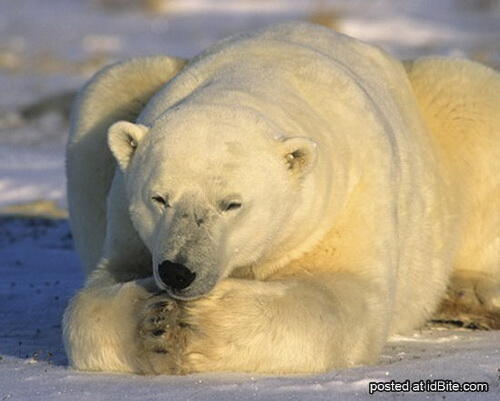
406, 57, 500, 329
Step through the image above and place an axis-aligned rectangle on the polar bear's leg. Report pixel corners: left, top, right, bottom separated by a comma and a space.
405, 57, 500, 327
99, 171, 152, 281
63, 270, 158, 373
65, 56, 186, 372
67, 56, 186, 275
134, 274, 389, 374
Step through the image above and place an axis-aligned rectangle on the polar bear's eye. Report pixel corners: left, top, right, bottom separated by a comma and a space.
152, 195, 169, 207
219, 195, 243, 213
221, 201, 242, 212
226, 202, 242, 211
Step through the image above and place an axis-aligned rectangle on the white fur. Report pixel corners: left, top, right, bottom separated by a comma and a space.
64, 22, 500, 374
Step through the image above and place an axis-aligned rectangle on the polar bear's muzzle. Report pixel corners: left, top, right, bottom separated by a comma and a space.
151, 201, 222, 300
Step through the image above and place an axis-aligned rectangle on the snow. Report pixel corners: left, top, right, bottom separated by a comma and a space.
0, 0, 499, 399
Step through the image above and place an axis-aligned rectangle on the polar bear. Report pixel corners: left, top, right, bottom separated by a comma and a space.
63, 22, 500, 374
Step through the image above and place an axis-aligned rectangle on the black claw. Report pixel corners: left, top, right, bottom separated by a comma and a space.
150, 316, 165, 325
152, 329, 166, 337
153, 348, 169, 354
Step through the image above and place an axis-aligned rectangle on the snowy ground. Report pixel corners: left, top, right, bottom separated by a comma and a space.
0, 0, 499, 400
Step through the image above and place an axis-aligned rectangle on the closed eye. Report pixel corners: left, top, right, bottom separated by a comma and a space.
152, 195, 169, 207
220, 199, 242, 212
225, 202, 242, 211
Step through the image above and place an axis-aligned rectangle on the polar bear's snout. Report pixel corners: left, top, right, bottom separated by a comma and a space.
157, 260, 196, 290
150, 198, 223, 299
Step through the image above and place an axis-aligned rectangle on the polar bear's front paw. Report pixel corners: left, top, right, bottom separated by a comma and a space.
137, 295, 190, 374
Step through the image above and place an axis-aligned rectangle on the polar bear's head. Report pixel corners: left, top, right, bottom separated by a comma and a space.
108, 106, 317, 299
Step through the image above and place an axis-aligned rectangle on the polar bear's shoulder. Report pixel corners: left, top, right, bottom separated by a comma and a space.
69, 55, 186, 146
66, 55, 185, 273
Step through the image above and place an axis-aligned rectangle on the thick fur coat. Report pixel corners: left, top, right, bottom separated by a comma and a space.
64, 22, 500, 374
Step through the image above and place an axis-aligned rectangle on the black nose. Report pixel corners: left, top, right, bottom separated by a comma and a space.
158, 260, 196, 290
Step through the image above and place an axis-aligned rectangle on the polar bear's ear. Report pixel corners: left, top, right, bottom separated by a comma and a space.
108, 121, 149, 171
281, 137, 318, 177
